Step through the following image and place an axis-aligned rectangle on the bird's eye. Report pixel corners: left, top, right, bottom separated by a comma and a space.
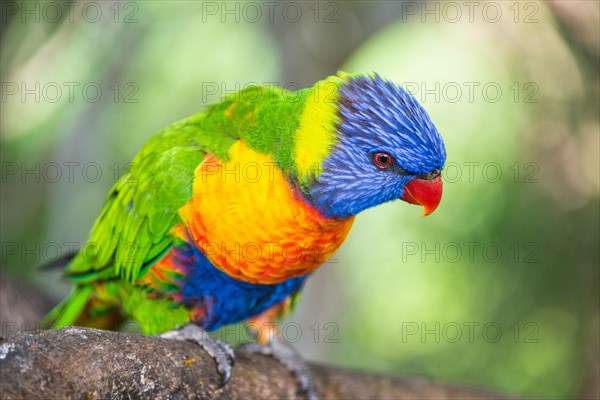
373, 152, 393, 168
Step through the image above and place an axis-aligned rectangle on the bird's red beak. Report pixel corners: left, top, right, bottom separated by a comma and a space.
400, 175, 443, 217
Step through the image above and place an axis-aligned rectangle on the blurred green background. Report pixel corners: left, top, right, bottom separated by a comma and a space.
1, 1, 598, 398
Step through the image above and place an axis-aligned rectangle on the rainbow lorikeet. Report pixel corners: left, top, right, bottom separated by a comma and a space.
44, 72, 446, 398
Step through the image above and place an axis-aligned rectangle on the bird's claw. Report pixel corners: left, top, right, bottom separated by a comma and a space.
238, 337, 319, 400
159, 324, 235, 388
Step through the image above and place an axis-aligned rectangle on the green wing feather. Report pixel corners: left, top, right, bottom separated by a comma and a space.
65, 113, 237, 284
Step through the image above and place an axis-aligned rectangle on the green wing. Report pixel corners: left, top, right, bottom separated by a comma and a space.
65, 84, 305, 284
66, 113, 236, 284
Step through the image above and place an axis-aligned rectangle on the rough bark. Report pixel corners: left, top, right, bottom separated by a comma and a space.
0, 326, 518, 400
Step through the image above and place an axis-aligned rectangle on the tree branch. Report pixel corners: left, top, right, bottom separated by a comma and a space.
0, 327, 518, 400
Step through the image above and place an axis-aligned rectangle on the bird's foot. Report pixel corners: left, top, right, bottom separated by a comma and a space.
238, 336, 318, 400
159, 324, 235, 387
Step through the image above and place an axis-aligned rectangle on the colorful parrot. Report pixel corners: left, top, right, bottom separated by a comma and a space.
44, 72, 446, 398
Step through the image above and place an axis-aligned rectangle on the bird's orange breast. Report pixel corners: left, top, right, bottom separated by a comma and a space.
177, 141, 354, 284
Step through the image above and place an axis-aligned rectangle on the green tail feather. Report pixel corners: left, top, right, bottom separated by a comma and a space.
41, 286, 93, 329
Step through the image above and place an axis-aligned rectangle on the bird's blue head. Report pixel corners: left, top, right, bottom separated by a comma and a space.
302, 73, 447, 219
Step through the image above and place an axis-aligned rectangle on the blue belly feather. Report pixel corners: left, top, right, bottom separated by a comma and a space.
176, 242, 307, 331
